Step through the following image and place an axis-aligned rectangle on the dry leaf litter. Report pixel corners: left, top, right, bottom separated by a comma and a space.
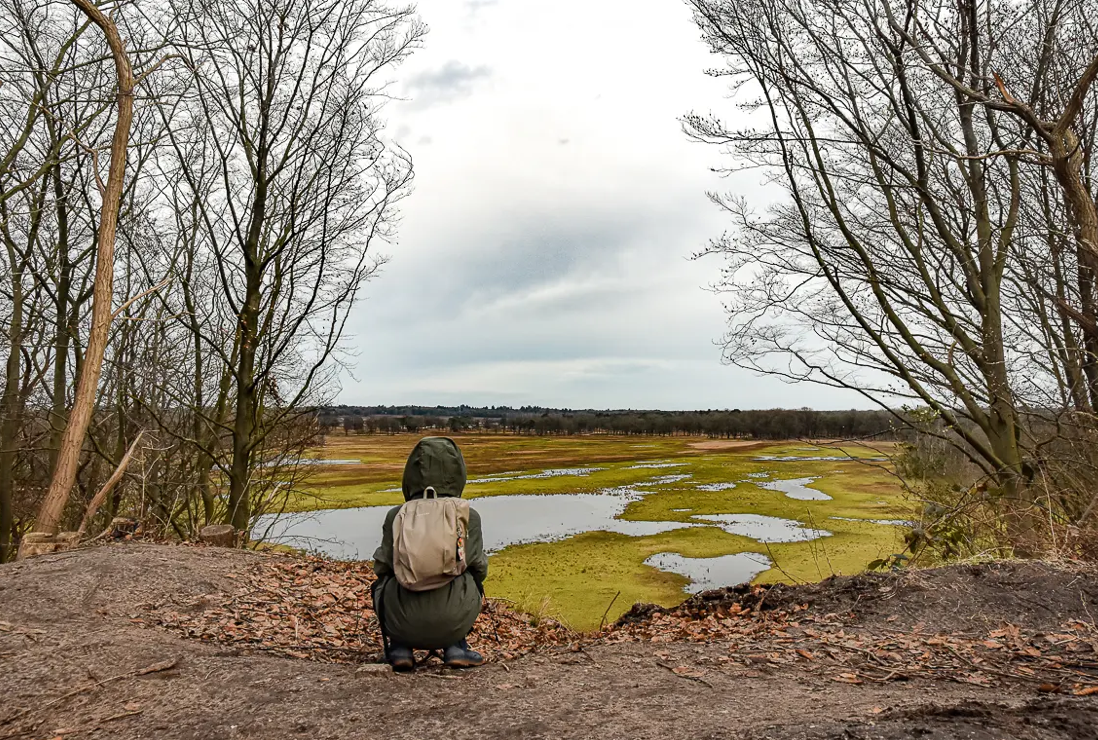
146, 551, 1098, 694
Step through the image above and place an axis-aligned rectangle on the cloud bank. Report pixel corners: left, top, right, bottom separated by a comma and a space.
340, 0, 869, 410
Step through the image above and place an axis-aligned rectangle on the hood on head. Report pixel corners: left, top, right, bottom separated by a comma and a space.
401, 436, 467, 501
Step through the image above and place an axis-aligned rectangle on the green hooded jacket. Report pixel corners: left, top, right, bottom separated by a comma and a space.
371, 437, 488, 649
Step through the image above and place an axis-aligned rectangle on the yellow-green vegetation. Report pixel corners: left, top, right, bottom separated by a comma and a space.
489, 516, 902, 631
287, 433, 909, 630
281, 433, 706, 511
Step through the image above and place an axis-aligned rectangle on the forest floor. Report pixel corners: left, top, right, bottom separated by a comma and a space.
2, 543, 1098, 740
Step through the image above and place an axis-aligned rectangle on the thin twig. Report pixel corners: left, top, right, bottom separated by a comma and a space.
762, 540, 803, 584
599, 591, 621, 631
0, 657, 177, 728
78, 431, 145, 536
655, 661, 714, 688
133, 54, 181, 86
101, 709, 143, 722
112, 279, 170, 320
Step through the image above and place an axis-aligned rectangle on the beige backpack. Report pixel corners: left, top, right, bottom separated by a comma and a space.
392, 487, 470, 591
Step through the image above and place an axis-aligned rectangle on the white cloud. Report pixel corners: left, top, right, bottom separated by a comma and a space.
341, 0, 870, 410
403, 60, 492, 109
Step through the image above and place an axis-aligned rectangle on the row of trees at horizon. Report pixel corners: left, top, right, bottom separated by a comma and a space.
324, 405, 901, 440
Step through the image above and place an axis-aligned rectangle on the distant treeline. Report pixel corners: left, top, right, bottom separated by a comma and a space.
317, 405, 901, 440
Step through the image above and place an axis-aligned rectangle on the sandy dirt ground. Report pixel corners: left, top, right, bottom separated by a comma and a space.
2, 544, 1096, 740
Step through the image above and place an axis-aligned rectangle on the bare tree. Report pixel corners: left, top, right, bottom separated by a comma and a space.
0, 0, 104, 558
878, 0, 1098, 407
686, 0, 1098, 550
0, 0, 422, 554
158, 0, 422, 533
31, 0, 140, 536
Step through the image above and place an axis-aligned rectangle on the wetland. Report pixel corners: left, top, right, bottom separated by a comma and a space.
255, 434, 909, 629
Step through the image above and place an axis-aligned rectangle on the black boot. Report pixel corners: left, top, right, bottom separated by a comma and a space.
443, 639, 485, 668
386, 643, 414, 672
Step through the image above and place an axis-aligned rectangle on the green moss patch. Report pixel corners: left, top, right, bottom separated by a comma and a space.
485, 516, 904, 631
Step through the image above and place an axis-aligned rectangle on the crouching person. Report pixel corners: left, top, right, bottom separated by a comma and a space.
371, 437, 488, 671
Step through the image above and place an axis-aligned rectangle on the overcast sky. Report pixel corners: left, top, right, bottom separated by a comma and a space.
339, 0, 866, 411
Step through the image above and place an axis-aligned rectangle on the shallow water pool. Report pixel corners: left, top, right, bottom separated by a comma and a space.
696, 482, 737, 492
254, 491, 700, 560
829, 516, 912, 526
260, 458, 362, 468
757, 476, 832, 501
467, 467, 606, 483
690, 513, 831, 543
644, 552, 773, 593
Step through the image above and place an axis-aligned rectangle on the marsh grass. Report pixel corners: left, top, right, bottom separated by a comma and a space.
280, 433, 909, 629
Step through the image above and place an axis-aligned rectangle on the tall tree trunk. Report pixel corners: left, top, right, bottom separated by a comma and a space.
227, 281, 260, 533
182, 240, 219, 526
1048, 126, 1098, 408
190, 289, 211, 523
47, 148, 71, 472
2, 178, 46, 561
33, 0, 135, 536
225, 129, 268, 534
1048, 230, 1091, 411
0, 276, 23, 562
107, 274, 134, 520
1077, 262, 1098, 408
